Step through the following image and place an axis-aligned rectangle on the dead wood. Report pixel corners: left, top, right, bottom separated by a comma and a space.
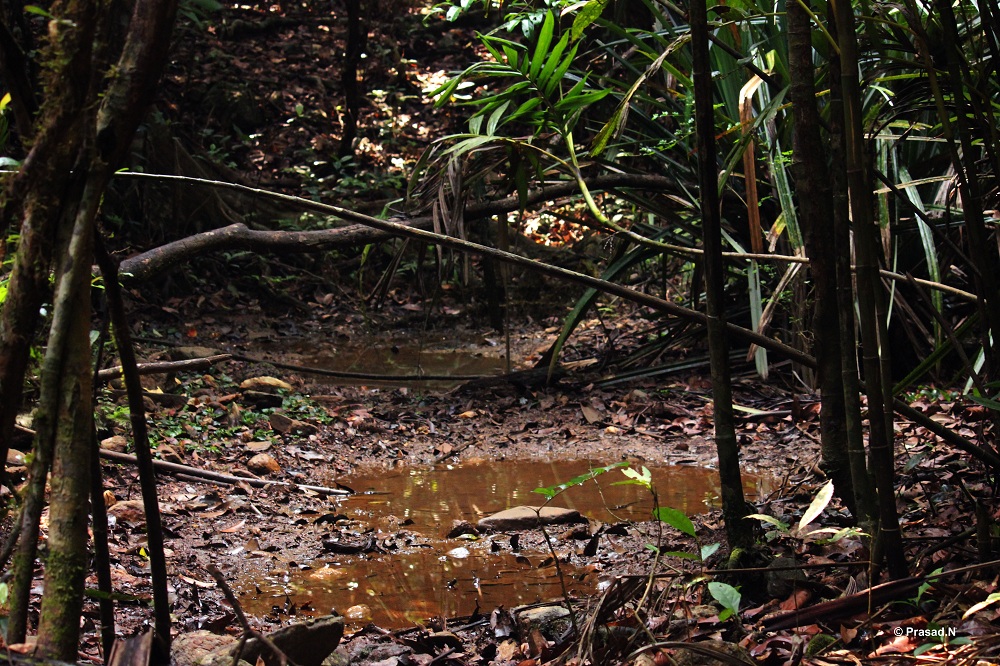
97, 448, 350, 496
115, 172, 681, 282
114, 172, 818, 368
96, 354, 232, 383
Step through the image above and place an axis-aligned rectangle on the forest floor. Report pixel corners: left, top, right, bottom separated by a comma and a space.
39, 290, 995, 666
7, 1, 1000, 665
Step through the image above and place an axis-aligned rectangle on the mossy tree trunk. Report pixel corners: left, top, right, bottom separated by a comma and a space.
1, 0, 179, 656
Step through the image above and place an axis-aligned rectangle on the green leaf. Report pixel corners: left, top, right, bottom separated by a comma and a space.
24, 4, 54, 18
708, 581, 741, 614
431, 76, 464, 107
652, 506, 695, 537
543, 43, 579, 97
798, 479, 834, 532
486, 100, 510, 135
570, 0, 610, 42
468, 114, 484, 135
700, 542, 721, 560
507, 97, 543, 123
612, 465, 651, 489
502, 44, 521, 70
970, 394, 1000, 412
532, 462, 629, 499
529, 12, 555, 81
536, 32, 570, 92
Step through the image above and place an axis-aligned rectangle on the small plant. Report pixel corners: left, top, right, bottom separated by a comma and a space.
614, 466, 743, 620
746, 480, 864, 545
535, 464, 745, 623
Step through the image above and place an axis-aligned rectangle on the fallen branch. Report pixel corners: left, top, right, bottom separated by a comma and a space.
893, 398, 1000, 471
110, 172, 977, 303
114, 172, 818, 368
95, 354, 232, 383
97, 449, 350, 496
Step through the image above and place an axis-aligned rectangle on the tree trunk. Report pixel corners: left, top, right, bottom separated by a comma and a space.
690, 0, 752, 550
786, 0, 856, 516
832, 0, 908, 579
826, 1, 877, 527
2, 0, 179, 653
339, 0, 366, 159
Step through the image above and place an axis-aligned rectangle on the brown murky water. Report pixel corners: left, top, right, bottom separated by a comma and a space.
259, 334, 508, 387
237, 461, 769, 629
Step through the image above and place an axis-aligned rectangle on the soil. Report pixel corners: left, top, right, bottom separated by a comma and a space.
73, 294, 828, 665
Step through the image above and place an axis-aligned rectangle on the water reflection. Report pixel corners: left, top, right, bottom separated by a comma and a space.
258, 334, 507, 387
346, 460, 768, 534
243, 549, 594, 629
237, 461, 769, 629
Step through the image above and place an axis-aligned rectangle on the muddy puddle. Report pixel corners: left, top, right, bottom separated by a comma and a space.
237, 461, 769, 629
257, 333, 509, 387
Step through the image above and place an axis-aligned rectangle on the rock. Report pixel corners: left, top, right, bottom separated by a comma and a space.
446, 520, 479, 539
247, 453, 281, 475
241, 376, 293, 392
345, 604, 371, 621
100, 435, 128, 452
670, 640, 753, 666
242, 390, 284, 409
269, 412, 318, 435
172, 630, 239, 666
516, 605, 572, 640
232, 615, 344, 666
477, 506, 585, 532
321, 648, 350, 666
347, 639, 410, 665
766, 556, 807, 597
107, 499, 147, 526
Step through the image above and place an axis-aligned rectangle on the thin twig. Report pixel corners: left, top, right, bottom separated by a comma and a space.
206, 564, 292, 666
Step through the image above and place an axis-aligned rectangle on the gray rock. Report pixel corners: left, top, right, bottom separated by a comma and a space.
766, 556, 807, 597
240, 615, 344, 666
477, 506, 585, 532
516, 605, 572, 640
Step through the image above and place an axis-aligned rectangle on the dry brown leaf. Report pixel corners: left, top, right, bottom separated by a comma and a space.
580, 405, 601, 423
220, 519, 247, 533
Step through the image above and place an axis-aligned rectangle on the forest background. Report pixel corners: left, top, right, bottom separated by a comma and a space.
0, 0, 999, 663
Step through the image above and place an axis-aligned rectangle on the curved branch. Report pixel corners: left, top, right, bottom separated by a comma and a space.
114, 171, 817, 368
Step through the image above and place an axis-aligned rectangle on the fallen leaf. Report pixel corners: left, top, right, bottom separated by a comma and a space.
220, 519, 247, 534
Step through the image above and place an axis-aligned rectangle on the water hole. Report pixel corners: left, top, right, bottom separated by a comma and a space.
258, 334, 509, 388
237, 460, 769, 629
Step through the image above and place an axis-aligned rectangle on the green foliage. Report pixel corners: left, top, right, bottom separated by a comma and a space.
707, 581, 741, 621
178, 0, 222, 28
532, 461, 628, 499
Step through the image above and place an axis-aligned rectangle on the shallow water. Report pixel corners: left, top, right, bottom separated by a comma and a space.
258, 333, 508, 387
236, 460, 769, 629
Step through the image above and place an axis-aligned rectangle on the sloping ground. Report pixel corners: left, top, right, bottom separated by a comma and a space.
19, 2, 995, 664
15, 291, 986, 665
